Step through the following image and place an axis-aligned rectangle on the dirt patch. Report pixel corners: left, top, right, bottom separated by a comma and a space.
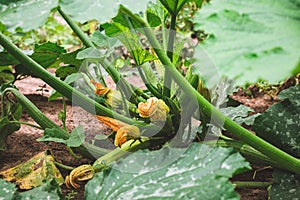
2, 75, 297, 199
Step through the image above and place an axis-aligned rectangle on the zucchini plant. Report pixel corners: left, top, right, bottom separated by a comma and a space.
0, 0, 299, 199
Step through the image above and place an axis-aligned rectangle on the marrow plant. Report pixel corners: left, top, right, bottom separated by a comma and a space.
0, 0, 299, 199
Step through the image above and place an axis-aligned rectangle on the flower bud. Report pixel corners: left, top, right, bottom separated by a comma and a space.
91, 80, 123, 109
114, 125, 140, 147
138, 97, 170, 122
106, 90, 123, 109
65, 164, 94, 189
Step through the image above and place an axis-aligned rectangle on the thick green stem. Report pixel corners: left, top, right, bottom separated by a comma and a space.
57, 6, 94, 47
163, 1, 178, 98
203, 139, 280, 168
57, 7, 143, 103
119, 6, 300, 174
2, 88, 110, 158
0, 32, 159, 131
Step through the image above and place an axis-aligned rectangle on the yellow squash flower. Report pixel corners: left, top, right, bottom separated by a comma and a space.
138, 97, 170, 122
114, 125, 141, 147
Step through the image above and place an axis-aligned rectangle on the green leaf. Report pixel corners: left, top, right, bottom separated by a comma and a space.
59, 49, 84, 67
220, 105, 260, 126
76, 47, 105, 60
31, 42, 66, 68
194, 0, 300, 85
59, 0, 154, 24
270, 169, 300, 199
37, 126, 85, 147
253, 85, 300, 157
190, 0, 204, 8
91, 31, 120, 49
0, 0, 58, 32
0, 179, 17, 200
278, 84, 300, 107
0, 117, 21, 150
0, 52, 19, 66
36, 127, 68, 144
55, 65, 79, 79
146, 1, 167, 27
0, 72, 15, 84
159, 0, 189, 14
104, 13, 157, 66
66, 125, 85, 147
15, 179, 63, 200
85, 143, 250, 199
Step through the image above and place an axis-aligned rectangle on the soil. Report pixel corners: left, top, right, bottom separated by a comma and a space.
0, 75, 298, 199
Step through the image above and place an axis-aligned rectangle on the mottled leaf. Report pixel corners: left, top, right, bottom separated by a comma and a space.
220, 105, 260, 126
0, 179, 16, 200
270, 169, 300, 200
0, 151, 64, 189
85, 143, 250, 199
60, 0, 154, 23
253, 85, 300, 157
0, 0, 58, 32
194, 0, 300, 85
15, 179, 63, 200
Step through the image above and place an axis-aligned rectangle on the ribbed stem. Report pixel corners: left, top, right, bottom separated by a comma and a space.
118, 6, 300, 175
2, 88, 110, 157
0, 32, 158, 131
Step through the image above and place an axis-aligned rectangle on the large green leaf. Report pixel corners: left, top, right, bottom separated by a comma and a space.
270, 169, 300, 199
194, 0, 300, 85
0, 0, 153, 32
60, 0, 154, 23
0, 179, 16, 200
0, 0, 58, 32
253, 85, 300, 158
85, 143, 250, 199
